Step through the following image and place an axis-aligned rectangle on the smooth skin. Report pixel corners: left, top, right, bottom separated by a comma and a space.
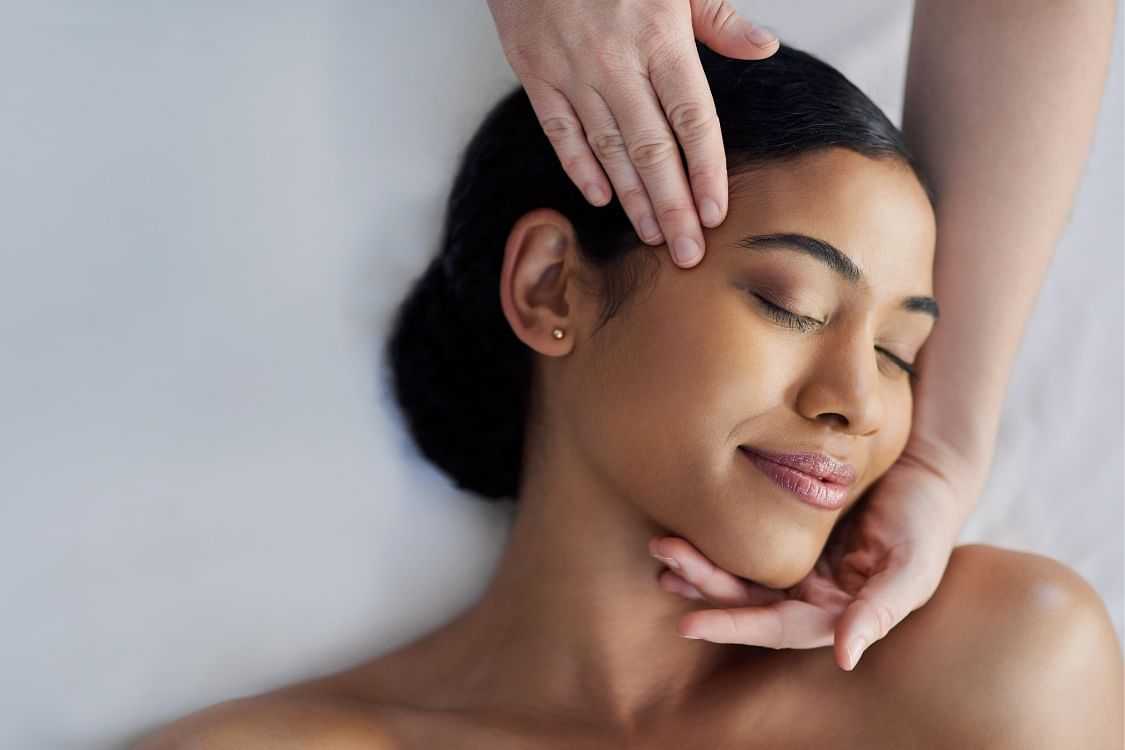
133, 149, 1124, 749
132, 551, 1124, 748
130, 2, 1124, 747
485, 0, 1119, 673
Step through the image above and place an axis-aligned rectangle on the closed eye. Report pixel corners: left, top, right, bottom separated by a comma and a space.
753, 293, 821, 333
753, 293, 916, 379
876, 347, 916, 378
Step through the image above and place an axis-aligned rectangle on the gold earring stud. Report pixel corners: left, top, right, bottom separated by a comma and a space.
552, 327, 565, 339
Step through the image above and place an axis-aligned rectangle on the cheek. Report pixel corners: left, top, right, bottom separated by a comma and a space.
850, 388, 914, 499
879, 387, 914, 464
572, 294, 781, 521
580, 322, 708, 472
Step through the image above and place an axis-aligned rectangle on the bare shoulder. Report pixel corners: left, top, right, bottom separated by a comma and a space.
868, 543, 1124, 749
131, 628, 468, 749
130, 688, 402, 750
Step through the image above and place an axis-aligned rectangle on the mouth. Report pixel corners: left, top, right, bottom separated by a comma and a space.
738, 446, 855, 511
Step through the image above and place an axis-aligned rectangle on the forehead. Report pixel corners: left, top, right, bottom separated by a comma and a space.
724, 148, 936, 295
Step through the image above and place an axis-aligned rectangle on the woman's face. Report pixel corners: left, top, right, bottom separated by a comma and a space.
521, 147, 937, 589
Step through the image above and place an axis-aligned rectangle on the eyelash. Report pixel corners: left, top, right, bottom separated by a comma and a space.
752, 294, 917, 379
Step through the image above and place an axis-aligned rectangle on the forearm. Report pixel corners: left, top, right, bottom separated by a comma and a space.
901, 0, 1116, 510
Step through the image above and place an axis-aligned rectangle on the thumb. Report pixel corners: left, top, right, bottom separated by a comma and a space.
690, 0, 779, 59
833, 548, 935, 671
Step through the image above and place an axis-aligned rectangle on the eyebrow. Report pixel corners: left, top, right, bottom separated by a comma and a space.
735, 233, 940, 320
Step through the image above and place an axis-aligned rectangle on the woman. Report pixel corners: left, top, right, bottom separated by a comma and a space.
135, 42, 1122, 749
485, 0, 1120, 672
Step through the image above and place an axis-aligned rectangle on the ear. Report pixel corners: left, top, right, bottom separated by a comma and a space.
499, 209, 582, 356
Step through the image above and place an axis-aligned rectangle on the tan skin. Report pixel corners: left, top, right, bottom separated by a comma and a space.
134, 148, 1124, 749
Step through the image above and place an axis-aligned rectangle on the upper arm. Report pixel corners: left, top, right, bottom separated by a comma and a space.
130, 695, 400, 750
885, 544, 1123, 749
977, 570, 1124, 749
130, 697, 250, 750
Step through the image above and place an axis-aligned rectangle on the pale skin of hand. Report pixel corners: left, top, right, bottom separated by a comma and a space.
488, 0, 1117, 673
484, 0, 779, 267
649, 446, 967, 672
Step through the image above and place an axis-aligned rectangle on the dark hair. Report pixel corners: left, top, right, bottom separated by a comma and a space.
384, 42, 934, 501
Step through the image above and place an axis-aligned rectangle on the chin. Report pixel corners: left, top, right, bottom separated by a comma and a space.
710, 528, 823, 591
753, 562, 816, 591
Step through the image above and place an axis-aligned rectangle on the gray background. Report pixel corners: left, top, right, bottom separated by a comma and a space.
0, 2, 1120, 748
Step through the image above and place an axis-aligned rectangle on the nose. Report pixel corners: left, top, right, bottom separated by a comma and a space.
794, 330, 884, 436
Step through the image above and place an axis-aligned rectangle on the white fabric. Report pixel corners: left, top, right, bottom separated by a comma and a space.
0, 3, 1119, 748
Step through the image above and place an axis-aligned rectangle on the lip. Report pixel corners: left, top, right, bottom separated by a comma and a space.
738, 446, 856, 511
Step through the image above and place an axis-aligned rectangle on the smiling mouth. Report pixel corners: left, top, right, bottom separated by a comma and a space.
738, 447, 850, 510
738, 445, 857, 486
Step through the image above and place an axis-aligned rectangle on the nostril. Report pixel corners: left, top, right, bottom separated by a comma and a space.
818, 412, 848, 428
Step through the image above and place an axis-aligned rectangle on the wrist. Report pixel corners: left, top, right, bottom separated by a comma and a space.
901, 428, 991, 520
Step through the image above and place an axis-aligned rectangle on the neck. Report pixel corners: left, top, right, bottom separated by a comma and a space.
411, 436, 754, 734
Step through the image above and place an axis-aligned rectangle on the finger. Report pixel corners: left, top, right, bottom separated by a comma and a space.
649, 537, 785, 608
599, 65, 706, 267
646, 47, 729, 237
690, 0, 779, 60
658, 569, 706, 600
520, 75, 614, 209
679, 600, 836, 648
569, 82, 667, 245
834, 547, 930, 671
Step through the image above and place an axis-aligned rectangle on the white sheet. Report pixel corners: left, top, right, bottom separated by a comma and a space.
0, 2, 1119, 747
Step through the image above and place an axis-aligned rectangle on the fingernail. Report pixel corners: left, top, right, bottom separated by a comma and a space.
681, 633, 702, 640
639, 216, 662, 242
672, 237, 702, 266
746, 25, 777, 48
652, 552, 681, 571
698, 198, 722, 227
847, 637, 868, 670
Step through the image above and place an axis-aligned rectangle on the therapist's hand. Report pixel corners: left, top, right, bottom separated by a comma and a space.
649, 445, 980, 671
484, 0, 779, 267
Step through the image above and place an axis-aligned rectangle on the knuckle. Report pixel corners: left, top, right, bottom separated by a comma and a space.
665, 101, 715, 144
708, 1, 740, 35
588, 130, 628, 162
627, 136, 677, 170
617, 185, 648, 205
643, 29, 692, 70
653, 203, 696, 226
540, 114, 583, 145
634, 14, 681, 56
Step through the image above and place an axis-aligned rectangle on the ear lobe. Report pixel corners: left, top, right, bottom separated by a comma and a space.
499, 216, 576, 356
